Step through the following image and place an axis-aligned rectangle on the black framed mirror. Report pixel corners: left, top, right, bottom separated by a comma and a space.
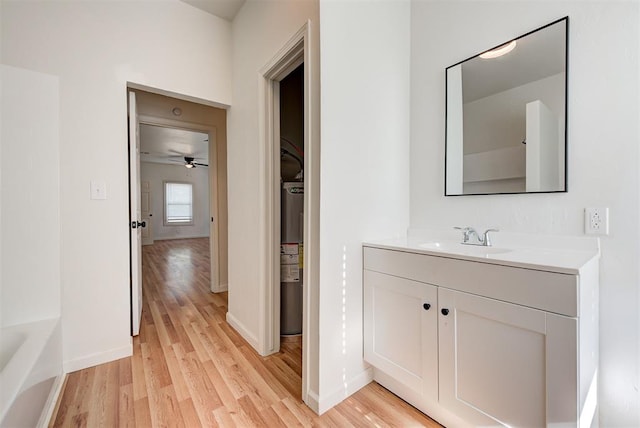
445, 17, 568, 196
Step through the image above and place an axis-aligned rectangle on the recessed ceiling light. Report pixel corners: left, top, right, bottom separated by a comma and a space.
480, 41, 517, 59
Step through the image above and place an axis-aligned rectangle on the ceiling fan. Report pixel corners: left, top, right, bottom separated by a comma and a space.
166, 155, 209, 168
181, 156, 208, 169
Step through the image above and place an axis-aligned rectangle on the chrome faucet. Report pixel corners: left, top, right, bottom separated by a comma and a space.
454, 227, 499, 247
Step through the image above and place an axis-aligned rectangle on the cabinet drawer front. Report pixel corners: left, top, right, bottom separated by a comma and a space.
364, 246, 578, 316
364, 270, 438, 400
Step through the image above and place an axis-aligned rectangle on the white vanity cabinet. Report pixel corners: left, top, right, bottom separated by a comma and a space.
363, 270, 438, 401
363, 242, 599, 428
438, 288, 578, 427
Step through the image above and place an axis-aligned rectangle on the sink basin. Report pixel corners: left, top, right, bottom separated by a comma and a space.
419, 241, 512, 256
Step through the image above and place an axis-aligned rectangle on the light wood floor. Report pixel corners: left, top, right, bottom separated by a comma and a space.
51, 238, 441, 427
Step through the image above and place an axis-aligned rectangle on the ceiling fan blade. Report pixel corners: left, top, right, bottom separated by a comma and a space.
193, 162, 209, 167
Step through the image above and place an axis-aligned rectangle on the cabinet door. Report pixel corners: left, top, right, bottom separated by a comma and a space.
364, 270, 438, 400
439, 288, 577, 427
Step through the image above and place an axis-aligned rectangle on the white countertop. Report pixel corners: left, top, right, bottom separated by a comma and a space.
363, 230, 600, 275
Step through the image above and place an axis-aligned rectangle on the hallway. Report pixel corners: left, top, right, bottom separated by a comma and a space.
51, 238, 440, 427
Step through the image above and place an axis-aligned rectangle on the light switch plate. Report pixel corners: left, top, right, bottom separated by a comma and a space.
90, 181, 107, 200
585, 207, 609, 235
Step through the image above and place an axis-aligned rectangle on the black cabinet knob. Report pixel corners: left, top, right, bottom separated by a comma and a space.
423, 303, 431, 311
441, 308, 450, 316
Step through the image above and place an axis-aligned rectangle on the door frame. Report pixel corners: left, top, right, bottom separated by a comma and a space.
258, 21, 318, 407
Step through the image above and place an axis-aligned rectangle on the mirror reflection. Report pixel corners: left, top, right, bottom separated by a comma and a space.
445, 17, 568, 196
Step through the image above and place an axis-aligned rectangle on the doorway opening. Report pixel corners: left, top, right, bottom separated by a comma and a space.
279, 64, 304, 346
127, 87, 229, 337
258, 22, 316, 407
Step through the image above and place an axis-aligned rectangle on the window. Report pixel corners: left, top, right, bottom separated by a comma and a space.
164, 182, 193, 225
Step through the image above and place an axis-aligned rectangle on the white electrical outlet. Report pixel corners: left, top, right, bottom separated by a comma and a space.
585, 207, 609, 235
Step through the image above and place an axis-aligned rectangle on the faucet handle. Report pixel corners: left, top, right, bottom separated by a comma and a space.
482, 228, 499, 246
454, 226, 471, 242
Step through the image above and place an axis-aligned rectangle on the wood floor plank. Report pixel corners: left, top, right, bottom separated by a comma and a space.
238, 394, 271, 426
118, 383, 136, 428
177, 397, 202, 427
51, 238, 442, 428
319, 407, 355, 428
73, 367, 98, 423
271, 400, 304, 427
213, 407, 237, 427
70, 412, 88, 428
237, 344, 292, 400
89, 361, 119, 427
118, 356, 133, 387
133, 397, 152, 427
140, 339, 171, 390
131, 341, 148, 401
162, 343, 191, 402
201, 359, 239, 413
256, 404, 290, 428
173, 347, 222, 426
148, 384, 185, 428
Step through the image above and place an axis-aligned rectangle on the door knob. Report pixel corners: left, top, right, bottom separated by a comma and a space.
423, 303, 431, 311
441, 308, 450, 316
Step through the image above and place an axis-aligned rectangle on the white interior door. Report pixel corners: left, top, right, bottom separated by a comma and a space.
141, 180, 153, 246
129, 90, 143, 336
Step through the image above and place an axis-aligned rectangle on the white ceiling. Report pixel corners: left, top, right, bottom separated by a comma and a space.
180, 0, 246, 21
140, 124, 209, 167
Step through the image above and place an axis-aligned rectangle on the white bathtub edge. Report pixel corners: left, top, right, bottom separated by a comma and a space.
63, 341, 133, 373
38, 372, 66, 428
0, 318, 60, 422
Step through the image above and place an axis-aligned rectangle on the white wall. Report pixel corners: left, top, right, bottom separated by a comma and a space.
319, 0, 411, 413
140, 162, 209, 240
1, 65, 60, 327
410, 2, 639, 426
1, 0, 232, 371
226, 0, 320, 397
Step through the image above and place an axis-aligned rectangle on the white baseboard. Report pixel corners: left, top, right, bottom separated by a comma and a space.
212, 282, 228, 293
304, 389, 321, 414
39, 372, 66, 428
152, 234, 209, 241
226, 312, 259, 351
316, 367, 374, 415
63, 342, 133, 373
